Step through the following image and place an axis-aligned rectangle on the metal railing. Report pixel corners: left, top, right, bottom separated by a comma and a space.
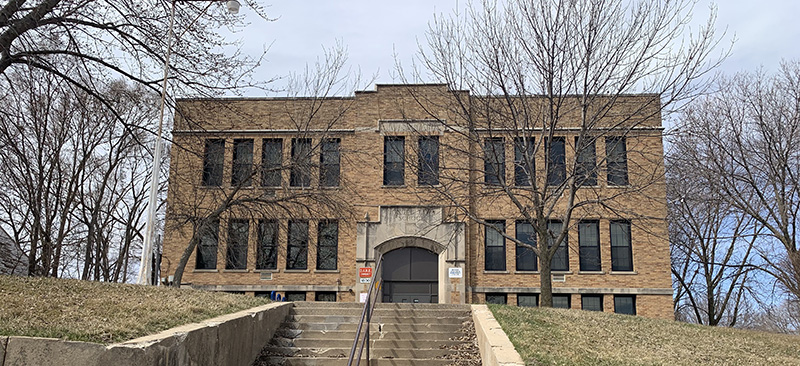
347, 253, 384, 366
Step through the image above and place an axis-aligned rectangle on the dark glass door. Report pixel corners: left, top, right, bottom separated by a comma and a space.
382, 247, 438, 303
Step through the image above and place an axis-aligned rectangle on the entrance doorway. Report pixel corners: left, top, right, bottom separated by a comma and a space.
382, 247, 438, 303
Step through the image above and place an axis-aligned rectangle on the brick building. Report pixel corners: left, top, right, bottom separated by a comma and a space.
160, 84, 673, 319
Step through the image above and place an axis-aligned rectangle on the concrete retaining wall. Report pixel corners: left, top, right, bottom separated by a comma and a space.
0, 302, 292, 366
471, 304, 524, 366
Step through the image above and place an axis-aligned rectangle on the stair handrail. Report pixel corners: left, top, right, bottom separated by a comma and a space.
347, 253, 384, 366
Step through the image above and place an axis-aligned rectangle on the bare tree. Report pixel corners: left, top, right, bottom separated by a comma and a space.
396, 0, 724, 306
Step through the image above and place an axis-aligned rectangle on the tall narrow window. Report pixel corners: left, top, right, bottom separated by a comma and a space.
195, 219, 219, 269
317, 220, 338, 270
286, 220, 308, 270
261, 139, 282, 187
384, 137, 405, 186
514, 137, 534, 186
548, 221, 569, 271
484, 138, 505, 184
582, 295, 603, 311
610, 220, 633, 271
484, 220, 506, 271
614, 295, 636, 315
575, 137, 597, 186
202, 139, 224, 186
578, 220, 601, 271
320, 139, 341, 187
546, 137, 566, 186
606, 137, 628, 186
418, 136, 439, 185
231, 139, 254, 186
290, 138, 312, 187
256, 220, 278, 270
226, 219, 249, 269
515, 220, 538, 271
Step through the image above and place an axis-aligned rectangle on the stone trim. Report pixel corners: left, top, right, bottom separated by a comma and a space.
189, 284, 353, 292
471, 304, 525, 366
469, 286, 672, 295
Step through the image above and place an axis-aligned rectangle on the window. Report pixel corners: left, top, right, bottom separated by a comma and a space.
518, 294, 539, 307
484, 137, 505, 184
201, 139, 224, 186
514, 137, 534, 186
231, 139, 253, 186
320, 139, 340, 187
484, 220, 506, 271
316, 220, 338, 270
315, 292, 337, 302
418, 136, 439, 185
256, 220, 278, 270
581, 295, 603, 311
546, 137, 566, 186
286, 220, 308, 270
553, 294, 571, 309
614, 295, 636, 315
548, 221, 569, 271
606, 137, 628, 186
515, 221, 538, 271
384, 136, 405, 186
285, 292, 307, 302
195, 219, 219, 270
486, 293, 507, 304
290, 138, 312, 187
226, 219, 249, 270
578, 220, 601, 271
575, 137, 597, 186
611, 221, 633, 271
261, 139, 282, 187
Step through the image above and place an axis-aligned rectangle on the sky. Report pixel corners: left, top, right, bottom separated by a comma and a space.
226, 0, 800, 96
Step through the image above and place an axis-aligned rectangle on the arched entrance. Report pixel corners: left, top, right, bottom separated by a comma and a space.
381, 247, 438, 303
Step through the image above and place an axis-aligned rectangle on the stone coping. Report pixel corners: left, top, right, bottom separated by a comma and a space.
471, 304, 525, 366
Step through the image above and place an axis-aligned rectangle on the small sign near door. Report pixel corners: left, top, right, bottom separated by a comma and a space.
359, 267, 373, 278
360, 277, 371, 283
448, 267, 463, 278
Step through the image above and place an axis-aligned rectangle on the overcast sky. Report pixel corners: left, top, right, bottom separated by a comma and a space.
228, 0, 800, 96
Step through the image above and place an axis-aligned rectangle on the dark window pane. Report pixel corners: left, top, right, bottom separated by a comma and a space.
202, 139, 224, 186
610, 221, 633, 271
231, 139, 253, 186
226, 219, 249, 269
515, 221, 538, 271
606, 137, 628, 186
257, 220, 278, 270
548, 221, 569, 271
485, 220, 506, 271
285, 292, 306, 302
514, 137, 534, 186
486, 293, 507, 304
582, 295, 603, 311
261, 139, 282, 187
287, 220, 308, 269
317, 220, 338, 270
553, 294, 571, 309
518, 294, 539, 307
320, 139, 340, 187
384, 137, 405, 185
315, 292, 337, 302
614, 295, 636, 315
196, 219, 219, 269
579, 221, 601, 271
484, 138, 505, 184
575, 137, 597, 186
290, 138, 312, 187
418, 136, 439, 185
547, 137, 566, 186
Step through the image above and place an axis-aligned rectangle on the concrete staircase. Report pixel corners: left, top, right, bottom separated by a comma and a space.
254, 302, 481, 366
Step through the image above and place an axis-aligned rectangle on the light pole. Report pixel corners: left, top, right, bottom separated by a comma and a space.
137, 0, 241, 285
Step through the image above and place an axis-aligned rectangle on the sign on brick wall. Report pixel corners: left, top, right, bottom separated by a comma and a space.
359, 267, 372, 278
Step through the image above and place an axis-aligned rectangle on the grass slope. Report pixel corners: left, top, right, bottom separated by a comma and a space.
489, 304, 800, 366
0, 275, 270, 344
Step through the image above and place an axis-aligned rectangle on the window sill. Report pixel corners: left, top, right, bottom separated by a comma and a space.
483, 270, 510, 274
382, 184, 407, 188
193, 269, 218, 273
284, 269, 310, 273
417, 184, 442, 188
319, 186, 341, 190
514, 270, 539, 274
315, 269, 340, 273
287, 185, 313, 190
551, 271, 573, 275
610, 271, 637, 275
606, 184, 632, 188
223, 269, 248, 273
578, 271, 606, 275
254, 269, 279, 273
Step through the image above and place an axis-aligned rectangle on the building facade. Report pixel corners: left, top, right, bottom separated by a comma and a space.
161, 84, 673, 319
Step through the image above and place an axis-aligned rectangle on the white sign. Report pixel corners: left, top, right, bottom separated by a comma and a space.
448, 267, 463, 278
360, 277, 371, 283
359, 292, 368, 303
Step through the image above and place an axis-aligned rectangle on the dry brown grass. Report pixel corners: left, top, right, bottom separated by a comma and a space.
489, 304, 800, 366
0, 275, 270, 344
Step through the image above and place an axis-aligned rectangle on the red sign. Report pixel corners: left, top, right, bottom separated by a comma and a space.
359, 267, 373, 278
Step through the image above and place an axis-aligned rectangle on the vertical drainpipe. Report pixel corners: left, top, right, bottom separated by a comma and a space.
466, 90, 477, 304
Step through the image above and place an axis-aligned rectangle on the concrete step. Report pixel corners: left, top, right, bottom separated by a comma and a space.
290, 302, 471, 310
275, 329, 463, 341
271, 338, 464, 349
258, 356, 460, 366
289, 307, 471, 318
280, 321, 464, 333
287, 315, 467, 325
264, 346, 458, 359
